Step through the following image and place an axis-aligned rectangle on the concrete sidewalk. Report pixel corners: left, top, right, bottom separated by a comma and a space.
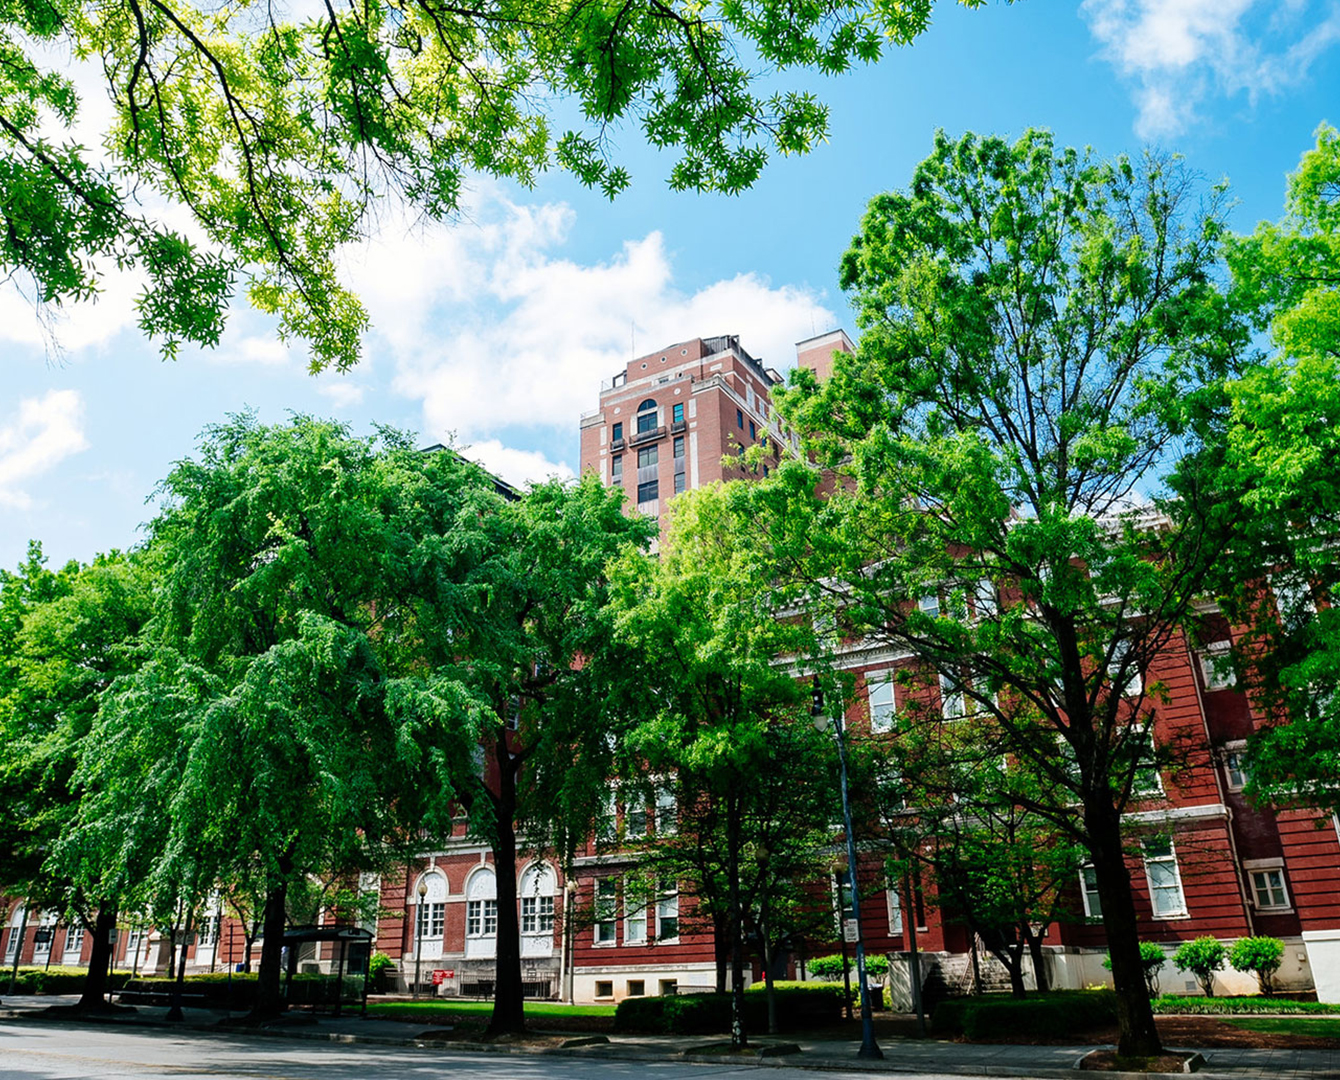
2, 994, 1337, 1080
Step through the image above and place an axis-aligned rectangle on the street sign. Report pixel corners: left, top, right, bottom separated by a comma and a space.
432, 969, 452, 985
842, 919, 859, 943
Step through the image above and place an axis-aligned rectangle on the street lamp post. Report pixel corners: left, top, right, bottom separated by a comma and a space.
813, 680, 883, 1061
413, 879, 427, 1000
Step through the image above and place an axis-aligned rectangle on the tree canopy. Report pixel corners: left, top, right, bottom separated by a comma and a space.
1, 0, 1004, 368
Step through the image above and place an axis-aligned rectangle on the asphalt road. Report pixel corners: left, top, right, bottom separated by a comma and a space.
0, 1021, 907, 1080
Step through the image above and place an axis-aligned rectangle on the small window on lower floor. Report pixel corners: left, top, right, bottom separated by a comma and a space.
637, 480, 659, 504
1249, 868, 1290, 910
626, 979, 645, 997
1080, 866, 1102, 919
674, 472, 686, 494
595, 980, 613, 998
1143, 838, 1188, 918
660, 979, 678, 996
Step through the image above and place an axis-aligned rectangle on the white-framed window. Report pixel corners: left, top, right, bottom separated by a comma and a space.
1271, 571, 1316, 630
465, 870, 497, 939
624, 879, 648, 944
416, 871, 448, 940
1198, 641, 1237, 691
1128, 729, 1164, 798
1245, 861, 1291, 911
4, 906, 23, 961
867, 671, 896, 734
1224, 748, 1248, 791
594, 878, 617, 945
918, 593, 940, 619
1080, 866, 1103, 919
196, 914, 220, 948
626, 797, 648, 837
654, 785, 677, 835
597, 787, 618, 842
63, 925, 85, 961
1143, 838, 1188, 918
520, 864, 556, 935
1109, 639, 1142, 698
939, 670, 967, 719
656, 885, 679, 942
887, 884, 903, 935
33, 914, 54, 958
975, 577, 998, 620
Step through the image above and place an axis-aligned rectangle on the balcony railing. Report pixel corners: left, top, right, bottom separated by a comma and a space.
629, 426, 665, 447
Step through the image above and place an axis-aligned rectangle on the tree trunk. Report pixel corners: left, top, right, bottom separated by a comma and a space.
727, 794, 748, 1049
990, 944, 1028, 999
1088, 804, 1163, 1056
486, 732, 525, 1038
761, 919, 778, 1035
713, 909, 728, 994
243, 931, 255, 973
167, 908, 194, 1021
76, 908, 118, 1012
1025, 926, 1050, 993
250, 874, 290, 1020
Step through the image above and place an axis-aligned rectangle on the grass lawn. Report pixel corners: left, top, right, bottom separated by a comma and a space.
367, 1000, 616, 1021
1221, 1017, 1340, 1038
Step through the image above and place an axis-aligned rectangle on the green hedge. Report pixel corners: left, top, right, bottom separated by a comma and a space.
5, 967, 134, 995
1153, 995, 1340, 1015
933, 990, 1119, 1039
614, 983, 846, 1034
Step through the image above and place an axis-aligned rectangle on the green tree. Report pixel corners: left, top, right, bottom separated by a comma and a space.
387, 473, 655, 1035
1172, 937, 1225, 997
609, 482, 832, 1046
766, 129, 1248, 1055
0, 0, 1004, 368
1214, 125, 1340, 813
1228, 936, 1284, 995
0, 548, 153, 1010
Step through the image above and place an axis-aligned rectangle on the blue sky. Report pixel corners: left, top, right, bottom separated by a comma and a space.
4, 0, 1339, 569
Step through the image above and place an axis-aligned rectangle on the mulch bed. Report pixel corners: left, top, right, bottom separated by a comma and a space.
1079, 1050, 1199, 1072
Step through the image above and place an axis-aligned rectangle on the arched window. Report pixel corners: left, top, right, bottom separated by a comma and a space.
519, 864, 556, 937
415, 870, 447, 940
465, 869, 498, 958
3, 905, 23, 962
636, 398, 658, 434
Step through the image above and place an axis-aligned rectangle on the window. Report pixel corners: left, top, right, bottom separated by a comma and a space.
749, 420, 756, 439
657, 886, 679, 941
637, 480, 659, 504
1271, 571, 1316, 630
655, 786, 677, 834
466, 870, 498, 938
1109, 639, 1142, 698
1224, 750, 1247, 791
1127, 730, 1164, 797
736, 408, 744, 429
626, 799, 648, 836
867, 672, 896, 734
918, 593, 940, 619
975, 577, 998, 619
659, 979, 678, 996
196, 914, 220, 947
939, 670, 967, 719
520, 864, 556, 935
637, 445, 658, 468
1080, 866, 1102, 919
637, 399, 658, 434
674, 472, 686, 494
2, 909, 19, 961
627, 979, 645, 997
595, 879, 617, 944
1198, 642, 1237, 691
1249, 868, 1290, 911
597, 788, 618, 842
672, 403, 684, 424
625, 880, 648, 944
611, 455, 623, 483
417, 871, 448, 940
595, 980, 614, 998
887, 884, 903, 934
673, 436, 684, 459
63, 926, 85, 959
1143, 838, 1188, 918
612, 422, 623, 442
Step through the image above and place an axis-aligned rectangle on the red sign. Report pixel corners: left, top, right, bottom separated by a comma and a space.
432, 969, 453, 985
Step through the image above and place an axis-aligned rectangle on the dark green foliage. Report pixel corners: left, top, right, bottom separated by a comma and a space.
1153, 995, 1339, 1015
807, 953, 890, 978
614, 984, 845, 1034
1228, 937, 1286, 995
1173, 937, 1226, 997
6, 966, 134, 995
932, 990, 1119, 1039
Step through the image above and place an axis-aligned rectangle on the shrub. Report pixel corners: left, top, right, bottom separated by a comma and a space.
1153, 995, 1340, 1015
806, 952, 889, 979
1173, 938, 1226, 997
368, 952, 394, 991
1103, 942, 1167, 997
614, 983, 846, 1034
7, 967, 134, 995
932, 990, 1119, 1040
1229, 937, 1285, 995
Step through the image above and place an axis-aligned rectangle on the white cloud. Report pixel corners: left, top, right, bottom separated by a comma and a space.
461, 439, 576, 489
317, 379, 367, 408
375, 191, 835, 448
0, 391, 89, 508
1083, 0, 1340, 137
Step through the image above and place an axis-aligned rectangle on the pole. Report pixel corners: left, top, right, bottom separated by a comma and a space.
833, 707, 884, 1060
563, 881, 576, 1005
835, 871, 853, 1021
903, 866, 926, 1037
